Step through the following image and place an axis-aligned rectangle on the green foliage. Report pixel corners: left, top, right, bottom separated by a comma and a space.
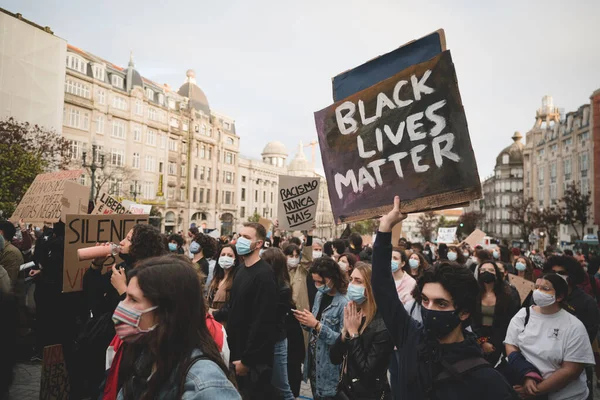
417, 211, 437, 241
0, 118, 70, 217
507, 196, 535, 242
352, 219, 379, 235
560, 182, 592, 241
247, 212, 261, 223
456, 211, 484, 239
531, 207, 561, 248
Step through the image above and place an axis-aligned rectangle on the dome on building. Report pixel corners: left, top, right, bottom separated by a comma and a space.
495, 131, 524, 166
177, 69, 210, 114
262, 141, 288, 157
288, 142, 313, 174
124, 51, 143, 89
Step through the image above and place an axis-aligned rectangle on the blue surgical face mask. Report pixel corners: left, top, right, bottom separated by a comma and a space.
492, 250, 500, 259
347, 284, 366, 304
316, 281, 332, 294
409, 258, 419, 269
168, 243, 178, 252
391, 260, 400, 273
447, 252, 457, 261
189, 241, 201, 254
236, 237, 253, 256
515, 262, 526, 272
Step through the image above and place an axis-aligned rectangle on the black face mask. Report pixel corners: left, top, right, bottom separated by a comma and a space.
420, 305, 462, 339
119, 252, 135, 265
479, 271, 496, 284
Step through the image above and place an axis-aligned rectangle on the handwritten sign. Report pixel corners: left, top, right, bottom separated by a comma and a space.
437, 227, 457, 244
11, 169, 87, 223
315, 50, 481, 223
277, 175, 320, 231
63, 214, 148, 292
122, 200, 152, 215
92, 192, 129, 215
259, 217, 272, 232
509, 274, 535, 304
462, 228, 486, 248
40, 344, 70, 399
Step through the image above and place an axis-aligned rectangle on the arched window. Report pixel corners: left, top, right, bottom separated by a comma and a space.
502, 154, 509, 164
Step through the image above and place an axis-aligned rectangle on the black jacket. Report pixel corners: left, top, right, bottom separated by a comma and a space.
274, 282, 292, 342
330, 312, 393, 399
371, 231, 518, 400
568, 287, 600, 343
83, 259, 133, 319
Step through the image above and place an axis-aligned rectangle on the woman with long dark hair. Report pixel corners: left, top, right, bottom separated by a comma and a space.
514, 256, 535, 282
109, 256, 240, 399
208, 244, 239, 316
190, 232, 218, 280
471, 261, 520, 366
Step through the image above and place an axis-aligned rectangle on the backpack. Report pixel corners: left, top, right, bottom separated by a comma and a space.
434, 357, 491, 384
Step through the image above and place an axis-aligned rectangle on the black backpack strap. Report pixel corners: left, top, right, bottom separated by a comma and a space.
178, 355, 210, 398
522, 306, 531, 332
410, 301, 418, 317
434, 357, 491, 383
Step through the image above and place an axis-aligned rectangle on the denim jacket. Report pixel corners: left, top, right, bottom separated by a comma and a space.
303, 291, 348, 398
116, 349, 240, 400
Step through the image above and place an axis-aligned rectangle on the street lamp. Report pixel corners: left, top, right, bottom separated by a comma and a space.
130, 181, 141, 202
82, 144, 105, 201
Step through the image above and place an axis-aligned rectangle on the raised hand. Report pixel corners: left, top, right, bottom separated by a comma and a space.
379, 196, 406, 233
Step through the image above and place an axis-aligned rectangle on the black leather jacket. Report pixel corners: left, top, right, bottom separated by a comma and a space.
330, 312, 393, 399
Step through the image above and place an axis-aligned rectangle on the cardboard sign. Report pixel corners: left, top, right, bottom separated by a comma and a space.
40, 344, 70, 399
462, 228, 486, 248
63, 214, 149, 292
333, 30, 446, 101
509, 274, 535, 304
92, 192, 129, 215
437, 227, 457, 244
392, 222, 404, 247
277, 175, 320, 231
10, 169, 87, 223
315, 50, 481, 223
259, 217, 273, 232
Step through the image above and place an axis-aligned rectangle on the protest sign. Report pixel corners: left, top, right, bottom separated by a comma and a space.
509, 274, 535, 304
392, 222, 404, 247
333, 29, 446, 101
437, 227, 457, 243
259, 217, 272, 232
63, 214, 148, 292
315, 50, 481, 223
122, 199, 152, 215
277, 175, 320, 231
11, 169, 87, 223
40, 344, 70, 399
462, 228, 486, 248
92, 192, 129, 215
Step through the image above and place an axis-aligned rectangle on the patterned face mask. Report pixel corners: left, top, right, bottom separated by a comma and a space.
112, 301, 158, 343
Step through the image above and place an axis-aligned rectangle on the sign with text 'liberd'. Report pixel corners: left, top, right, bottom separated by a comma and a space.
63, 214, 148, 292
91, 192, 129, 215
277, 176, 320, 231
315, 50, 481, 223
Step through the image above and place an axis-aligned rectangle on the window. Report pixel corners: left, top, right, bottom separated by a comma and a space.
502, 154, 509, 164
193, 188, 197, 203
582, 178, 590, 194
182, 121, 189, 132
226, 137, 234, 145
158, 162, 163, 173
168, 99, 175, 109
96, 116, 104, 134
66, 54, 87, 74
181, 164, 187, 177
215, 191, 218, 203
108, 178, 123, 196
240, 207, 245, 218
112, 96, 127, 110
207, 168, 211, 181
538, 186, 544, 206
193, 165, 198, 180
168, 162, 177, 175
133, 126, 141, 142
199, 189, 204, 203
200, 166, 205, 180
132, 153, 140, 169
168, 189, 174, 199
225, 191, 232, 205
65, 79, 90, 98
225, 152, 233, 164
157, 94, 164, 105
146, 129, 156, 146
201, 125, 207, 136
135, 100, 143, 116
92, 65, 105, 81
82, 112, 90, 130
93, 146, 104, 164
110, 149, 125, 166
111, 75, 124, 89
68, 140, 81, 160
97, 89, 105, 104
207, 189, 211, 203
182, 142, 188, 155
550, 162, 557, 183
111, 120, 126, 139
241, 188, 246, 201
225, 171, 233, 184
200, 145, 206, 159
207, 147, 212, 160
263, 191, 267, 203
255, 190, 258, 202
580, 153, 589, 175
550, 184, 557, 202
242, 176, 246, 183
271, 192, 274, 203
168, 138, 177, 152
145, 155, 155, 172
143, 182, 155, 200
170, 117, 179, 128
564, 158, 572, 180
146, 88, 154, 101
148, 108, 157, 121
538, 165, 544, 184
80, 174, 86, 186
563, 138, 573, 147
68, 108, 80, 128
159, 133, 166, 148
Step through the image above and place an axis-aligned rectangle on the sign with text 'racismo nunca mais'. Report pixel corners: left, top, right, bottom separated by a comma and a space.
315, 50, 481, 223
277, 175, 320, 231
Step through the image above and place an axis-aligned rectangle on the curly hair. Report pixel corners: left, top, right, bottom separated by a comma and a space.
542, 255, 586, 286
310, 256, 348, 294
130, 224, 167, 262
193, 233, 218, 259
167, 234, 184, 248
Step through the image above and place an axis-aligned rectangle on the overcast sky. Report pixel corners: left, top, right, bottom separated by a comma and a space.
5, 0, 599, 178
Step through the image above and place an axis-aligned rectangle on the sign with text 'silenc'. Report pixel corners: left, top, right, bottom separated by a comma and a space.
10, 169, 87, 223
315, 50, 481, 223
91, 192, 129, 215
277, 176, 320, 231
63, 214, 148, 292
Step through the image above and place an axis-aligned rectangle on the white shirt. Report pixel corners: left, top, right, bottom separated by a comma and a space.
504, 307, 594, 400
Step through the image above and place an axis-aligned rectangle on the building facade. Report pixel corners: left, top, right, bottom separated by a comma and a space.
523, 95, 598, 244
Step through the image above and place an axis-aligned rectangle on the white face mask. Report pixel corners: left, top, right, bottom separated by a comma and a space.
338, 261, 348, 272
219, 256, 235, 269
287, 258, 300, 268
447, 252, 457, 262
313, 250, 323, 259
533, 289, 556, 307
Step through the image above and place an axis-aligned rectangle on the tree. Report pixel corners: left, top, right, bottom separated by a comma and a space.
560, 182, 592, 241
86, 165, 138, 202
352, 219, 379, 235
507, 196, 535, 242
531, 207, 561, 248
0, 118, 70, 217
247, 212, 261, 223
456, 211, 484, 239
149, 206, 162, 229
417, 211, 438, 241
436, 216, 455, 229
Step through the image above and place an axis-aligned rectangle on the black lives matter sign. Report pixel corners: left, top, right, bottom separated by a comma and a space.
315, 51, 481, 223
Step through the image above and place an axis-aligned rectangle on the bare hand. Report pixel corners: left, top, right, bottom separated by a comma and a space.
293, 309, 318, 328
523, 378, 539, 397
344, 301, 362, 336
232, 360, 249, 376
29, 269, 41, 277
273, 219, 281, 237
110, 264, 127, 295
481, 342, 495, 354
379, 196, 406, 233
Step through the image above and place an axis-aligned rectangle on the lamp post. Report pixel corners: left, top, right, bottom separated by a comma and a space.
130, 181, 141, 202
82, 144, 105, 201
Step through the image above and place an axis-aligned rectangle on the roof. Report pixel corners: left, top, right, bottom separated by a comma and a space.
496, 131, 524, 166
262, 141, 288, 156
177, 70, 210, 114
0, 7, 54, 34
288, 143, 312, 173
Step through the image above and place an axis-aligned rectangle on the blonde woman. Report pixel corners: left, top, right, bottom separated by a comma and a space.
330, 262, 393, 399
